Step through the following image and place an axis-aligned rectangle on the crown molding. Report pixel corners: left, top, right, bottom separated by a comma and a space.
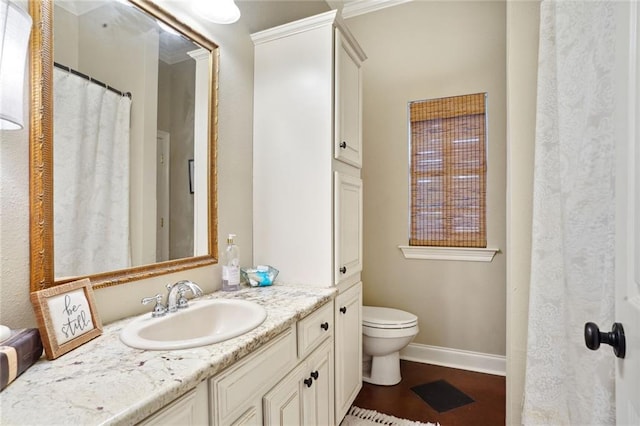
341, 0, 413, 19
251, 10, 338, 44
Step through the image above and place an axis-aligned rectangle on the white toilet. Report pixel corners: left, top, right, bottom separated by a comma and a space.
362, 306, 419, 386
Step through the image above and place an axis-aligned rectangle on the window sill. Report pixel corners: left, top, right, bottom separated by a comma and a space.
398, 246, 499, 262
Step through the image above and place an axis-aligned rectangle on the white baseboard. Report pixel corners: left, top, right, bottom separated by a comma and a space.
400, 343, 506, 376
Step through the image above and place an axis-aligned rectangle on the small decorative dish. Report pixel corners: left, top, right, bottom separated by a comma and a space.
241, 265, 279, 287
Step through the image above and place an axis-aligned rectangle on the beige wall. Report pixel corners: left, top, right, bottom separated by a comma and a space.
52, 6, 78, 67
506, 1, 539, 424
158, 61, 171, 132
346, 1, 507, 356
0, 2, 256, 327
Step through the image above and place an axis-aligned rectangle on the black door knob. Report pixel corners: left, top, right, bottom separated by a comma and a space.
339, 141, 347, 149
320, 322, 329, 331
584, 322, 626, 359
304, 378, 313, 387
310, 370, 319, 380
339, 306, 347, 314
340, 266, 347, 274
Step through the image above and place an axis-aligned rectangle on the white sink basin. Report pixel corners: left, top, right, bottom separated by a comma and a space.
120, 298, 267, 350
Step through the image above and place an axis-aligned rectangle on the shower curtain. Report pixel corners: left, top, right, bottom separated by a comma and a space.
53, 68, 132, 278
522, 1, 616, 424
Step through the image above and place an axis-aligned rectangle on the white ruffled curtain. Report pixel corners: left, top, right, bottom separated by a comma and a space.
522, 1, 617, 424
53, 68, 132, 278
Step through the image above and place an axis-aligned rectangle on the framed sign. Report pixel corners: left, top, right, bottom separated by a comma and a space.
30, 278, 103, 359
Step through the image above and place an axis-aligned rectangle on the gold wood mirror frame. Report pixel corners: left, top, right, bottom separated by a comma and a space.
29, 0, 219, 292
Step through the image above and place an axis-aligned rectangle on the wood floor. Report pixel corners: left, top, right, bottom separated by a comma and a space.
351, 360, 505, 426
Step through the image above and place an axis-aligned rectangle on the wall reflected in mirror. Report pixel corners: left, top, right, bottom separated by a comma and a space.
52, 0, 208, 280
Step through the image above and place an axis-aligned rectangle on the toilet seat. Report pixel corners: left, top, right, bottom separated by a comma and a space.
363, 306, 418, 329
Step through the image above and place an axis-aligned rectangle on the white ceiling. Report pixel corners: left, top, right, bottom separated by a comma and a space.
236, 0, 332, 33
53, 0, 410, 65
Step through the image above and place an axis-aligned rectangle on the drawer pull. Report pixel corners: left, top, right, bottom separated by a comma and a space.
310, 370, 319, 380
340, 306, 347, 314
320, 322, 329, 331
339, 141, 347, 149
304, 378, 313, 387
340, 266, 347, 274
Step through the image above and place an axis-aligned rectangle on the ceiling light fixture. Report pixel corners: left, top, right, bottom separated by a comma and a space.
193, 0, 241, 25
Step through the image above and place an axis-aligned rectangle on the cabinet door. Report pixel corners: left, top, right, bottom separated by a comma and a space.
138, 382, 208, 426
263, 363, 306, 426
334, 172, 363, 285
302, 340, 334, 425
334, 31, 363, 168
230, 407, 260, 426
210, 327, 296, 425
334, 282, 363, 424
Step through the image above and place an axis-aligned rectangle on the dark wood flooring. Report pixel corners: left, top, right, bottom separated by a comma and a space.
351, 360, 505, 426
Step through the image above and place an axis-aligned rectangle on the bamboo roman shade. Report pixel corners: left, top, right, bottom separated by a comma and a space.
409, 93, 487, 248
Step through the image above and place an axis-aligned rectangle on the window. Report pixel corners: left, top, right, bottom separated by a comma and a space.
409, 93, 487, 248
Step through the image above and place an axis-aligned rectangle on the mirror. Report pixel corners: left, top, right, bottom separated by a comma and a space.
29, 0, 218, 292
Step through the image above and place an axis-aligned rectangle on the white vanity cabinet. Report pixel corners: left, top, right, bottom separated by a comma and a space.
209, 302, 334, 426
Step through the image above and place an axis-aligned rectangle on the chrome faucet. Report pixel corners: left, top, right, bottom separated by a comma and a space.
166, 280, 204, 313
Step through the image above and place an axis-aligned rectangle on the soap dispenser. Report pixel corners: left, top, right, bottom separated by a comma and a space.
222, 234, 240, 291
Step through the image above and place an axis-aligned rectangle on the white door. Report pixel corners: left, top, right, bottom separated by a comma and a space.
614, 1, 640, 423
156, 131, 170, 262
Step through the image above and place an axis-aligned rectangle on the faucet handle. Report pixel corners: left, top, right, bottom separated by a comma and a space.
176, 287, 190, 310
141, 294, 167, 317
176, 283, 203, 309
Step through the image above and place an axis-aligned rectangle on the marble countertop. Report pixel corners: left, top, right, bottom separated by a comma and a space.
0, 284, 336, 425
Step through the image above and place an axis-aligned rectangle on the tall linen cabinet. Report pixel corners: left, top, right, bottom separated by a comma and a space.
252, 10, 366, 424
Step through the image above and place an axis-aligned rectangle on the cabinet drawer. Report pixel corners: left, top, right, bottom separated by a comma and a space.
297, 302, 333, 359
210, 326, 296, 424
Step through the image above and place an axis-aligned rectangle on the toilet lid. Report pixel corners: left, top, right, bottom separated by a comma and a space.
363, 306, 418, 329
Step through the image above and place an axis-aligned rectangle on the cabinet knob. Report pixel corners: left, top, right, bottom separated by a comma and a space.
304, 378, 313, 387
585, 322, 626, 358
310, 371, 319, 380
320, 322, 329, 331
339, 266, 347, 274
340, 306, 347, 314
339, 141, 347, 149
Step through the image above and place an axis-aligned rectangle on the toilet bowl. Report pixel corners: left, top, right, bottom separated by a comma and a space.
362, 306, 418, 386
